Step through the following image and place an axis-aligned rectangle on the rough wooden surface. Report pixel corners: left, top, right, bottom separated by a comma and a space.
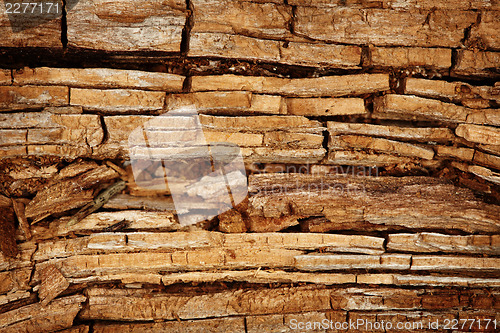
0, 0, 499, 331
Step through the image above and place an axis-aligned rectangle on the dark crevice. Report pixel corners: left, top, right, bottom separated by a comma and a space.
61, 0, 68, 48
182, 76, 192, 92
180, 0, 194, 56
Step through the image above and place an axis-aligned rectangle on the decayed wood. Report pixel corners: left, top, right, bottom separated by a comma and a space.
67, 0, 186, 51
32, 232, 384, 262
325, 150, 416, 166
78, 286, 498, 322
370, 47, 452, 68
189, 33, 363, 67
279, 42, 361, 68
38, 210, 180, 238
0, 196, 17, 258
357, 274, 500, 288
200, 115, 323, 133
13, 67, 185, 91
249, 174, 500, 233
0, 295, 86, 333
162, 271, 356, 286
93, 318, 245, 333
474, 150, 500, 170
456, 124, 500, 146
286, 98, 365, 116
70, 88, 166, 112
289, 0, 500, 10
0, 112, 104, 154
328, 135, 435, 160
0, 243, 36, 272
387, 233, 500, 255
25, 165, 119, 223
0, 291, 32, 307
0, 2, 62, 48
79, 286, 333, 321
38, 264, 70, 306
0, 86, 68, 111
191, 74, 389, 97
295, 254, 411, 270
374, 94, 498, 125
191, 0, 292, 39
405, 78, 500, 105
469, 11, 500, 50
12, 200, 30, 240
328, 122, 455, 143
165, 91, 283, 114
411, 256, 500, 271
0, 268, 31, 295
294, 7, 476, 47
435, 146, 475, 162
468, 165, 500, 185
97, 114, 326, 162
453, 50, 500, 78
189, 32, 281, 62
0, 70, 11, 85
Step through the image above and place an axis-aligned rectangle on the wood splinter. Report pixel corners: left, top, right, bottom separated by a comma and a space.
67, 180, 127, 227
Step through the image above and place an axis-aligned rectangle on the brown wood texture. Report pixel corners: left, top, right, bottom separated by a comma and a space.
0, 0, 499, 331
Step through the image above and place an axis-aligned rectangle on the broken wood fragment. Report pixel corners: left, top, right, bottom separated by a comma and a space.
67, 180, 126, 226
38, 264, 70, 306
12, 199, 31, 240
25, 165, 119, 224
0, 196, 18, 258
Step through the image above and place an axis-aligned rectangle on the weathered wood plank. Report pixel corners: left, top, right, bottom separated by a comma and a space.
388, 233, 500, 255
325, 150, 416, 166
25, 165, 119, 223
411, 256, 500, 271
0, 295, 86, 333
79, 286, 332, 320
456, 124, 500, 146
469, 11, 500, 50
374, 94, 498, 125
295, 254, 411, 270
165, 92, 283, 114
294, 7, 476, 47
279, 42, 361, 68
328, 122, 454, 143
70, 88, 165, 112
14, 67, 185, 91
67, 0, 186, 51
249, 174, 500, 233
0, 86, 68, 111
453, 50, 500, 78
191, 74, 389, 97
189, 32, 281, 62
287, 98, 366, 116
93, 318, 245, 333
191, 0, 292, 39
329, 135, 435, 159
0, 1, 62, 48
370, 47, 451, 68
405, 78, 500, 105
